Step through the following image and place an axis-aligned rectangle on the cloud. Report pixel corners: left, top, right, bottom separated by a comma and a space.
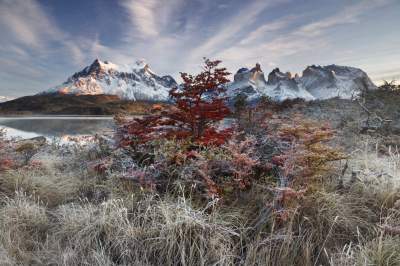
0, 0, 105, 96
0, 0, 90, 67
239, 15, 299, 45
0, 0, 63, 48
296, 0, 392, 38
189, 0, 286, 61
0, 96, 15, 103
121, 0, 159, 38
120, 0, 186, 39
213, 0, 395, 73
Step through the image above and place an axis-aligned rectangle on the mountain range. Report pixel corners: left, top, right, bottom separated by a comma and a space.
227, 63, 377, 102
40, 59, 377, 102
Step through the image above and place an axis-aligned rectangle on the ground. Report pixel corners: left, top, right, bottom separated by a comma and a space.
1, 89, 400, 265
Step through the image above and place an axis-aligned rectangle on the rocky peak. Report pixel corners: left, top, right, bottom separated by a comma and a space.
267, 68, 294, 85
251, 63, 262, 72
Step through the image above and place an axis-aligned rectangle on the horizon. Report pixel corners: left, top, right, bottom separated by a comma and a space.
0, 0, 399, 98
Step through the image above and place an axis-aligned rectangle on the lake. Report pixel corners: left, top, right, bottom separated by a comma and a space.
0, 116, 236, 143
0, 116, 115, 141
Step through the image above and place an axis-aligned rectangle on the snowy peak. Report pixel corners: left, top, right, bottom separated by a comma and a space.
227, 63, 377, 102
43, 59, 177, 101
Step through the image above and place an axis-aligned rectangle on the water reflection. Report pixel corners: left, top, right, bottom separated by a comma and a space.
0, 116, 114, 139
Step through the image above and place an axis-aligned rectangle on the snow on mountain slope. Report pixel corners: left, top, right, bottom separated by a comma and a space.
227, 63, 377, 102
42, 59, 177, 101
300, 65, 377, 100
266, 68, 315, 101
227, 64, 314, 102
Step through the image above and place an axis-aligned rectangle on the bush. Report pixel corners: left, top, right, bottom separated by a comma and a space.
117, 58, 232, 146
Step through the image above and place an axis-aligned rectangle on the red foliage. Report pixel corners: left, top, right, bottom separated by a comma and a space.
118, 58, 232, 146
0, 158, 14, 171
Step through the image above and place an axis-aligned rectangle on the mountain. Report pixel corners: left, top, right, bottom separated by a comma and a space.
42, 59, 177, 101
300, 65, 377, 99
227, 63, 377, 102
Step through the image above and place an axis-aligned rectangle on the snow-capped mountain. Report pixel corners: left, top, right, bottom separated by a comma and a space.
42, 59, 177, 101
227, 63, 377, 102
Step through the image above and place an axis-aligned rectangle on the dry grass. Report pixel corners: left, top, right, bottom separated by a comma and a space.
51, 196, 237, 265
0, 192, 50, 265
1, 138, 400, 265
0, 169, 83, 207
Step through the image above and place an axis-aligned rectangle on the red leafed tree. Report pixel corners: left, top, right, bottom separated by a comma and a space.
118, 58, 232, 146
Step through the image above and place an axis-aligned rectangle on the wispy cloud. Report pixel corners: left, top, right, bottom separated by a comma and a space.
0, 0, 101, 97
120, 0, 186, 39
214, 0, 396, 73
189, 0, 288, 62
239, 15, 299, 45
121, 0, 159, 38
0, 0, 62, 48
0, 0, 91, 67
296, 0, 393, 37
0, 96, 15, 103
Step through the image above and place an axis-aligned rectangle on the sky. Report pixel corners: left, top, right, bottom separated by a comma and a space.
0, 0, 399, 98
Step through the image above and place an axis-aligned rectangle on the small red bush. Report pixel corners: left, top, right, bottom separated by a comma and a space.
117, 58, 232, 147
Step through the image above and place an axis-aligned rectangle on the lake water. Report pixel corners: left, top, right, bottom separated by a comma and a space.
0, 116, 236, 143
0, 116, 115, 141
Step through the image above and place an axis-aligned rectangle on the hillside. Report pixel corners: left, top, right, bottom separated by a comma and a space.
0, 94, 165, 115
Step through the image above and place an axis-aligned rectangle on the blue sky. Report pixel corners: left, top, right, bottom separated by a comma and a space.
0, 0, 399, 98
